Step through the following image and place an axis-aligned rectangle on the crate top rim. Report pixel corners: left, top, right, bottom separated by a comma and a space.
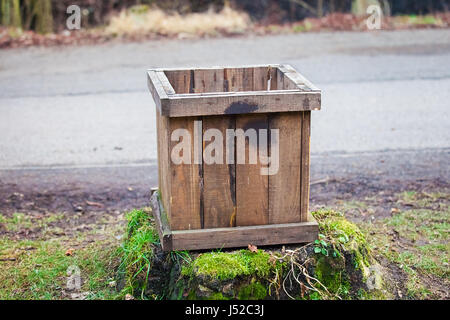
147, 64, 321, 117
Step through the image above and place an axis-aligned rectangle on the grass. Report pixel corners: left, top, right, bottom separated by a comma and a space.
357, 190, 449, 299
1, 189, 448, 300
105, 5, 250, 37
0, 208, 161, 300
0, 238, 119, 299
0, 209, 125, 300
116, 209, 159, 299
0, 212, 64, 233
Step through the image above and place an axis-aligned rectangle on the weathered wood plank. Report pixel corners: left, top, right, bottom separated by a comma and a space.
171, 220, 319, 251
281, 64, 321, 92
169, 117, 202, 230
236, 114, 269, 226
156, 71, 176, 95
252, 66, 271, 91
203, 116, 236, 228
224, 67, 254, 92
193, 68, 225, 93
269, 66, 278, 90
156, 111, 172, 222
172, 89, 300, 98
151, 64, 281, 72
164, 91, 321, 117
269, 112, 302, 224
164, 70, 192, 94
147, 71, 169, 113
277, 67, 298, 90
300, 111, 311, 222
150, 191, 173, 251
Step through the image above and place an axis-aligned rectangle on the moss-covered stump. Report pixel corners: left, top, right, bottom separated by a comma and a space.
119, 209, 391, 300
167, 249, 284, 300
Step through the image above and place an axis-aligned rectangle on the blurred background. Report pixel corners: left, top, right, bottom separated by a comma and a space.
0, 0, 449, 37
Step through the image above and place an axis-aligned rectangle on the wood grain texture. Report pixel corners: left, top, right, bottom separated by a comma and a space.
252, 67, 269, 91
152, 64, 281, 72
277, 67, 298, 90
164, 70, 192, 94
235, 114, 269, 226
150, 191, 172, 251
203, 116, 236, 228
224, 67, 254, 92
156, 111, 172, 222
193, 68, 225, 93
169, 117, 202, 230
171, 221, 318, 251
280, 64, 321, 92
147, 71, 168, 113
269, 112, 302, 224
269, 66, 278, 90
300, 111, 311, 222
252, 66, 277, 91
156, 71, 176, 95
164, 91, 320, 117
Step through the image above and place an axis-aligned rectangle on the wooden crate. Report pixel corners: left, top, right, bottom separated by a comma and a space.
147, 64, 321, 251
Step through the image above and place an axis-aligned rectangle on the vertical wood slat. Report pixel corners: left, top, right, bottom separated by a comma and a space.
232, 67, 269, 226
236, 114, 269, 226
268, 67, 303, 224
169, 118, 202, 230
193, 69, 224, 93
203, 116, 236, 228
252, 67, 268, 91
269, 66, 278, 90
199, 68, 236, 228
164, 70, 201, 230
164, 70, 192, 94
156, 111, 171, 221
300, 111, 311, 222
225, 67, 254, 92
268, 112, 302, 224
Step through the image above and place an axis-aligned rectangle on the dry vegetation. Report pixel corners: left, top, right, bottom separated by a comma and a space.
105, 5, 250, 37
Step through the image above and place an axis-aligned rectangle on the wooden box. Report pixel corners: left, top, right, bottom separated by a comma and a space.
147, 64, 321, 251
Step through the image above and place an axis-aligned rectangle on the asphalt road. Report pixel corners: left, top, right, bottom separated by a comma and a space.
0, 29, 449, 211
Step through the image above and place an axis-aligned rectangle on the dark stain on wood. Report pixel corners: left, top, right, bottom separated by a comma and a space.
241, 117, 267, 149
224, 101, 259, 114
189, 70, 195, 93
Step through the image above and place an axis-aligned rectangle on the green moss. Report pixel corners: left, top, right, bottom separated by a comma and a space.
356, 288, 388, 300
186, 290, 231, 300
307, 292, 322, 300
313, 209, 366, 244
312, 209, 371, 270
182, 250, 281, 281
314, 256, 349, 295
207, 292, 230, 300
238, 281, 267, 300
